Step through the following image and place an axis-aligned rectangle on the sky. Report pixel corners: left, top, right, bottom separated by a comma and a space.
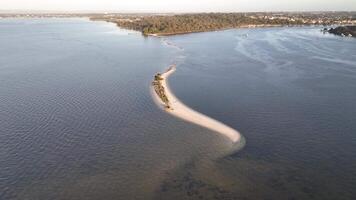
1, 0, 355, 12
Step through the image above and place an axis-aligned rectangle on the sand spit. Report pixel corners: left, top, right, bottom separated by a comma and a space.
151, 65, 241, 143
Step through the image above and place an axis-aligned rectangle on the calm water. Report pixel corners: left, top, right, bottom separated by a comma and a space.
1, 19, 355, 200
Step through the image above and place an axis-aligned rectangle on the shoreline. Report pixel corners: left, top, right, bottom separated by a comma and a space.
143, 24, 356, 37
151, 65, 241, 143
145, 24, 286, 36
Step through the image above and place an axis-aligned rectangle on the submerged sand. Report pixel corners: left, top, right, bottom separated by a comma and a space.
151, 66, 241, 143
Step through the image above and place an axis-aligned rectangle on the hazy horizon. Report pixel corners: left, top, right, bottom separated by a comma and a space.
1, 0, 356, 13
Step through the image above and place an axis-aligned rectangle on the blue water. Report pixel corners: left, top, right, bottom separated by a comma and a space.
1, 19, 356, 200
164, 27, 356, 199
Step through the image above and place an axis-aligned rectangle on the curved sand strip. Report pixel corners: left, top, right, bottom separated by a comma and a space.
151, 66, 241, 143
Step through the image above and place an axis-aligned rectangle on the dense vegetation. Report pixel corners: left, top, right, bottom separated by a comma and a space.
90, 13, 356, 35
328, 26, 356, 37
110, 14, 304, 35
152, 73, 170, 109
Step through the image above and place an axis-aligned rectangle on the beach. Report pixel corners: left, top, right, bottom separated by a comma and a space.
151, 66, 241, 143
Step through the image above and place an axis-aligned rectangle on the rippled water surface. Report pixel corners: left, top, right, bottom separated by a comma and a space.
1, 19, 356, 200
167, 27, 356, 200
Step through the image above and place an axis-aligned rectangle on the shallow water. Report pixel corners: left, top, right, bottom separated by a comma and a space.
1, 19, 356, 200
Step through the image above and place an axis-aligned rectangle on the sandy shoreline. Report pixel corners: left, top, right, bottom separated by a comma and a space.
151, 66, 241, 143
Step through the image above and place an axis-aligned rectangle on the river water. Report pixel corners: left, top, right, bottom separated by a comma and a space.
1, 19, 355, 200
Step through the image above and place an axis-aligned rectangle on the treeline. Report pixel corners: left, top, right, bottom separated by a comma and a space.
90, 13, 356, 36
108, 13, 304, 35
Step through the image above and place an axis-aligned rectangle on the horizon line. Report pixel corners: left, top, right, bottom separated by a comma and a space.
1, 9, 356, 14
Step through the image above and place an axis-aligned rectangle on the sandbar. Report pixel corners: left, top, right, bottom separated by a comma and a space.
151, 65, 241, 143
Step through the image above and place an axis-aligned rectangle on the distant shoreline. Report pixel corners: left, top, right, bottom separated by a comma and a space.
145, 24, 285, 36
1, 12, 356, 37
151, 65, 241, 143
89, 12, 356, 36
109, 22, 356, 37
145, 24, 331, 36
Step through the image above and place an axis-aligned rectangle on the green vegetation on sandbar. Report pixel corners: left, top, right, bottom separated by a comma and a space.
152, 73, 170, 109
